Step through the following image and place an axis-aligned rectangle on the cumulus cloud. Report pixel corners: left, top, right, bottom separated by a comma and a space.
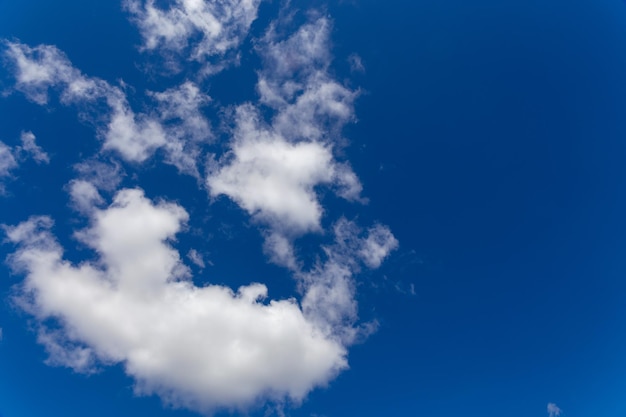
208, 17, 364, 267
5, 189, 351, 412
68, 159, 124, 213
5, 187, 396, 412
547, 403, 562, 417
68, 180, 105, 214
209, 105, 338, 233
124, 0, 261, 73
3, 42, 211, 176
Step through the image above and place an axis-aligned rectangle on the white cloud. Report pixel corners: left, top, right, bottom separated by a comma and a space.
73, 159, 124, 192
0, 141, 18, 179
18, 131, 49, 164
68, 180, 105, 214
124, 0, 262, 72
257, 18, 359, 144
359, 224, 400, 269
548, 403, 562, 417
0, 132, 50, 193
150, 81, 211, 143
3, 40, 77, 105
262, 231, 298, 270
5, 189, 351, 412
208, 17, 364, 266
348, 54, 365, 73
4, 42, 163, 161
103, 97, 168, 162
271, 73, 358, 144
4, 42, 210, 175
298, 218, 397, 343
208, 105, 337, 234
186, 248, 206, 269
257, 17, 332, 97
149, 81, 212, 176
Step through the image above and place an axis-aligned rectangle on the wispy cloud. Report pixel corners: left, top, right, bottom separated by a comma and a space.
348, 54, 365, 73
548, 403, 562, 417
0, 131, 49, 193
18, 131, 49, 164
208, 16, 364, 269
187, 248, 206, 269
3, 42, 210, 176
0, 142, 18, 180
124, 0, 262, 74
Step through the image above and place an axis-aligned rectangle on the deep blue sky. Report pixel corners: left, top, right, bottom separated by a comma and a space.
1, 0, 626, 416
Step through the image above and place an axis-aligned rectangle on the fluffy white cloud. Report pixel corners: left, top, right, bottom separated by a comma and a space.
6, 189, 350, 412
547, 403, 562, 417
68, 180, 105, 214
125, 0, 261, 73
4, 42, 211, 175
209, 105, 336, 234
103, 97, 168, 162
208, 17, 364, 267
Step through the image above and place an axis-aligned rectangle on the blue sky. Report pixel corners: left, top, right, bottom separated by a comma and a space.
1, 0, 626, 416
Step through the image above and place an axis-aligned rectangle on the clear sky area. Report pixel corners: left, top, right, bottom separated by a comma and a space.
1, 1, 626, 417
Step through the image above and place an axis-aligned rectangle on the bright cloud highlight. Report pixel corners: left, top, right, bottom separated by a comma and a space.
6, 189, 351, 412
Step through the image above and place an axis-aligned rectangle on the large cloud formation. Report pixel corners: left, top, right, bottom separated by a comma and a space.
6, 188, 395, 412
2, 0, 398, 414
